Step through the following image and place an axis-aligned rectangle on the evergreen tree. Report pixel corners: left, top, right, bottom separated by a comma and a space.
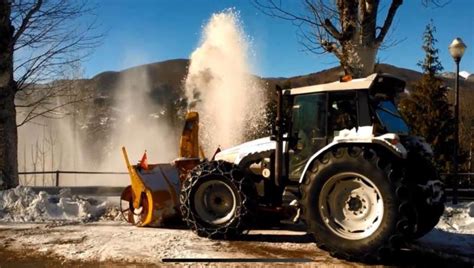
417, 20, 444, 76
399, 21, 455, 172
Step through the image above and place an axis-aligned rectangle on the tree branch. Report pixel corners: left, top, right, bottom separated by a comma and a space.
323, 18, 343, 40
375, 0, 403, 44
12, 0, 43, 44
16, 88, 94, 126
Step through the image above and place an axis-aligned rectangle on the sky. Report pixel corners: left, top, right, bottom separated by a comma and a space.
82, 0, 474, 79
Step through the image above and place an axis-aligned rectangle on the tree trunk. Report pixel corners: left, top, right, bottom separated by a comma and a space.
340, 41, 378, 78
0, 1, 19, 189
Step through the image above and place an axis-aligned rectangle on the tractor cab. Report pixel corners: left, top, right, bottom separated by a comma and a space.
287, 73, 409, 180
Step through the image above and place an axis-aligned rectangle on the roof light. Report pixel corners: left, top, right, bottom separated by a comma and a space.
340, 75, 352, 82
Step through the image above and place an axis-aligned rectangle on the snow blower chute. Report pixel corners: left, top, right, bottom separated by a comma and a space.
120, 111, 203, 226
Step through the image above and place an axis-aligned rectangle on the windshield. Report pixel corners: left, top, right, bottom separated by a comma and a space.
375, 100, 409, 134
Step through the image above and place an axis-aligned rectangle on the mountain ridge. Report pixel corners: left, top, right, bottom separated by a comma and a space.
88, 58, 473, 92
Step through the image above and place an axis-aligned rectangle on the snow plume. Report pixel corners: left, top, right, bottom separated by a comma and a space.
17, 60, 180, 186
17, 96, 90, 187
17, 68, 179, 186
185, 9, 265, 155
98, 66, 178, 177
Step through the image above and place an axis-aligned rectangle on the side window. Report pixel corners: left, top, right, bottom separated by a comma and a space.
292, 93, 327, 139
328, 92, 357, 135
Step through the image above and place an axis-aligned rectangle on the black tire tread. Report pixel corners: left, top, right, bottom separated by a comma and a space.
299, 146, 417, 262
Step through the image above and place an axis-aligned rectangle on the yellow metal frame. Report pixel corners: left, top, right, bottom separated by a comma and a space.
121, 146, 154, 226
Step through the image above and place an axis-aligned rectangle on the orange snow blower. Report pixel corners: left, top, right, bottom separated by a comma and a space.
120, 111, 203, 226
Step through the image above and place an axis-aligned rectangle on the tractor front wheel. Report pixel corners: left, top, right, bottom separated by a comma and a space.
180, 160, 256, 239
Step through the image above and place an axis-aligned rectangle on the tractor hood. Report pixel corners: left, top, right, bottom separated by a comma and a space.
214, 137, 276, 165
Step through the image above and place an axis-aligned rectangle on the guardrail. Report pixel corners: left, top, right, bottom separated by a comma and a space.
19, 170, 129, 187
29, 186, 124, 196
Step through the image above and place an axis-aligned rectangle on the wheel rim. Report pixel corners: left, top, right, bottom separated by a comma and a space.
193, 179, 237, 225
319, 172, 384, 240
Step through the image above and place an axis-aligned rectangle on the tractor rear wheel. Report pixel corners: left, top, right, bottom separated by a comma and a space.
180, 160, 255, 239
405, 152, 445, 238
300, 146, 414, 261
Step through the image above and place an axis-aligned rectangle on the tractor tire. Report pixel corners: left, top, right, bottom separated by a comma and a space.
405, 152, 445, 239
412, 199, 444, 238
300, 146, 414, 261
180, 160, 256, 239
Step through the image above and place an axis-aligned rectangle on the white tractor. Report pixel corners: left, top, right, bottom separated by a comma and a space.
179, 73, 444, 261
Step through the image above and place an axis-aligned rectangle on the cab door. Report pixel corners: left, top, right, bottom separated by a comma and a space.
288, 93, 328, 181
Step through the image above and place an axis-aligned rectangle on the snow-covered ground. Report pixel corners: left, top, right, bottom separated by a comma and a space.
0, 187, 473, 266
0, 222, 355, 266
0, 186, 121, 223
414, 201, 474, 263
437, 201, 474, 234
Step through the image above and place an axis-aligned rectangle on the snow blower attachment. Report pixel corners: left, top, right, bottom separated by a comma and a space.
120, 111, 202, 227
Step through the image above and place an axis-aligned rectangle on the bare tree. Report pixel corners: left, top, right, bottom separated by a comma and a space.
21, 143, 28, 185
253, 0, 448, 78
45, 124, 56, 184
30, 139, 39, 185
0, 0, 101, 189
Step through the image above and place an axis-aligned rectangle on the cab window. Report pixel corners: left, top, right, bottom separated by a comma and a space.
328, 92, 358, 135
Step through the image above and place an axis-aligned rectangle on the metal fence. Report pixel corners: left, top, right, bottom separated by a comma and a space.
19, 170, 129, 187
18, 171, 474, 198
18, 171, 474, 186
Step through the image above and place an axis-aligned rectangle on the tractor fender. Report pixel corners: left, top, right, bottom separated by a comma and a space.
298, 134, 407, 184
215, 137, 276, 165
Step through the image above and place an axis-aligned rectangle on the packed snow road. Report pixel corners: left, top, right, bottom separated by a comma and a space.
0, 222, 349, 266
0, 220, 473, 267
0, 187, 473, 267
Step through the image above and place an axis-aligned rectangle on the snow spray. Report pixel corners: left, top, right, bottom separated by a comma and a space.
97, 68, 178, 178
185, 9, 265, 156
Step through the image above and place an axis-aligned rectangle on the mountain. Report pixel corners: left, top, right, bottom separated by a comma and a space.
80, 58, 474, 135
91, 59, 189, 94
86, 59, 473, 98
441, 71, 474, 81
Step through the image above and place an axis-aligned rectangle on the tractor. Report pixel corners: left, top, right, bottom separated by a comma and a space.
179, 73, 444, 261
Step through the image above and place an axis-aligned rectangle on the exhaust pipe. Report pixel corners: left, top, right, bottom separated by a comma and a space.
274, 85, 284, 187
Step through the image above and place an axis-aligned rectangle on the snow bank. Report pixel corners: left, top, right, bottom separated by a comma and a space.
416, 202, 474, 261
0, 186, 120, 222
436, 202, 474, 234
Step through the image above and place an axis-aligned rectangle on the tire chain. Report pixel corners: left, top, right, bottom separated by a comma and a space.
403, 137, 445, 205
403, 144, 445, 238
180, 160, 251, 239
365, 147, 414, 258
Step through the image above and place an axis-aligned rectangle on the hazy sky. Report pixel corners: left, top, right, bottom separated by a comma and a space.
83, 0, 474, 78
